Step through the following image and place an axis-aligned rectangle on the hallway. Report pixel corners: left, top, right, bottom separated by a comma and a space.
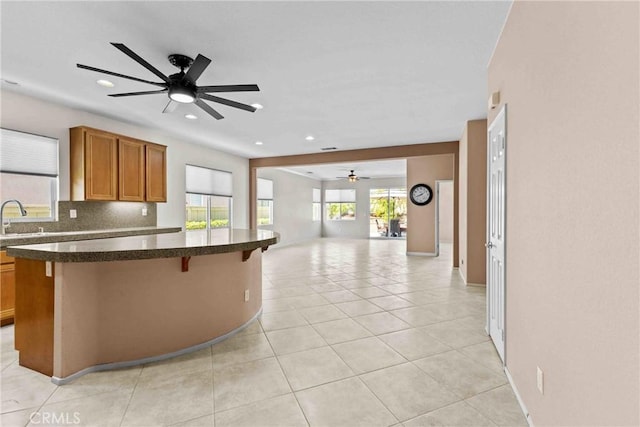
1, 239, 526, 426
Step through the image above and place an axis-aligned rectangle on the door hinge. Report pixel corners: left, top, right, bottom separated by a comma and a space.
502, 330, 505, 341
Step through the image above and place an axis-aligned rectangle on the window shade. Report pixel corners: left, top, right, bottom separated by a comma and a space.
325, 189, 356, 202
313, 188, 321, 203
0, 128, 58, 176
185, 165, 232, 197
257, 178, 273, 200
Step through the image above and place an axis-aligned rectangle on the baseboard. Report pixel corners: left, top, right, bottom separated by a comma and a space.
406, 251, 437, 257
467, 282, 486, 287
504, 366, 534, 427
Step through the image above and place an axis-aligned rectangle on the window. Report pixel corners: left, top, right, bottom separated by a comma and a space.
0, 128, 58, 222
185, 165, 232, 230
312, 188, 321, 221
325, 189, 356, 221
257, 178, 273, 225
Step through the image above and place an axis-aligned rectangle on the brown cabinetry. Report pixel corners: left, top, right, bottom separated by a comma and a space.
145, 143, 167, 202
119, 138, 145, 201
70, 126, 166, 202
1, 251, 16, 325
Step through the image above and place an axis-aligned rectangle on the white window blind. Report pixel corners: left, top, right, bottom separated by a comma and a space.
185, 165, 232, 197
257, 178, 273, 200
0, 128, 58, 176
325, 189, 356, 202
313, 188, 321, 203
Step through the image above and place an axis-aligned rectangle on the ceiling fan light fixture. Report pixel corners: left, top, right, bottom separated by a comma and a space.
184, 114, 198, 120
169, 86, 195, 103
96, 79, 114, 88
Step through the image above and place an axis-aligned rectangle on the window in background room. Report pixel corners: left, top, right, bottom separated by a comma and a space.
312, 188, 321, 221
257, 178, 273, 225
0, 128, 59, 222
325, 189, 356, 221
185, 165, 232, 230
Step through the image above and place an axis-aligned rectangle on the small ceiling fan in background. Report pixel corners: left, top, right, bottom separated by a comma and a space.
337, 170, 370, 182
77, 43, 260, 120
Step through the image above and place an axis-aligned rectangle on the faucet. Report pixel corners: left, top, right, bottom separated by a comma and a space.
1, 200, 28, 235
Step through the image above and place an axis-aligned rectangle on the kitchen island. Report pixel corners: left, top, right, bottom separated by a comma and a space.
6, 228, 279, 384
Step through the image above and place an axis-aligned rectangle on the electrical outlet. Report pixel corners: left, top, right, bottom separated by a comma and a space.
244, 290, 250, 302
537, 366, 544, 394
142, 208, 148, 216
69, 209, 77, 219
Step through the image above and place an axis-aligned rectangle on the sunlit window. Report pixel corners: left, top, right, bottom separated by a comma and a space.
0, 129, 59, 222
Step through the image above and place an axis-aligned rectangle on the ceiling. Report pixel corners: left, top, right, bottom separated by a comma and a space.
0, 1, 511, 171
282, 159, 407, 181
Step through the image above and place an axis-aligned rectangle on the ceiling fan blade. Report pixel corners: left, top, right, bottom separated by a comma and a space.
108, 89, 168, 97
183, 54, 211, 84
195, 99, 224, 120
77, 64, 166, 87
197, 84, 260, 93
199, 94, 256, 112
111, 43, 171, 84
162, 100, 177, 113
361, 177, 371, 179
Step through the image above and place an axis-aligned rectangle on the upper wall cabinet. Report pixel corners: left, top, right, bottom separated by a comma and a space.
70, 126, 167, 202
145, 143, 167, 202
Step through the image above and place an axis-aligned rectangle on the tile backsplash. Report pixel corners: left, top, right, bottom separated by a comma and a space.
4, 201, 157, 233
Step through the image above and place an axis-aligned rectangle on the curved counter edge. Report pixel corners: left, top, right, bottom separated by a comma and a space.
51, 308, 262, 385
7, 229, 280, 263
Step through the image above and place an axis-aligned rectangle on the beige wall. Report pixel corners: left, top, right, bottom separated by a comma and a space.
458, 119, 487, 284
488, 2, 639, 425
406, 155, 454, 254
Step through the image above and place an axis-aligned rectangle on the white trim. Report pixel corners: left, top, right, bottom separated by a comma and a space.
51, 308, 263, 385
504, 366, 534, 427
458, 266, 467, 283
406, 251, 437, 257
466, 282, 486, 288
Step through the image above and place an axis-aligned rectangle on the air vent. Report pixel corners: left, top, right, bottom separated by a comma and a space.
321, 147, 337, 151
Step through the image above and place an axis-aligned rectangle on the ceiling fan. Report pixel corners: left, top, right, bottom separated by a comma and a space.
77, 43, 260, 120
337, 170, 370, 182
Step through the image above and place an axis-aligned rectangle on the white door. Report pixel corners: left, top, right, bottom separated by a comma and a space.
487, 105, 506, 362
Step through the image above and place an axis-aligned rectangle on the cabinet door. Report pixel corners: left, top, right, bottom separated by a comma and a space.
1, 251, 15, 325
85, 130, 118, 200
119, 138, 145, 201
146, 143, 167, 202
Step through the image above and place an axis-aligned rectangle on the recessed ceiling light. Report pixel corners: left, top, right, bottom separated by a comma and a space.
184, 114, 198, 120
255, 141, 263, 145
96, 79, 114, 88
2, 79, 18, 85
251, 103, 263, 110
305, 135, 315, 141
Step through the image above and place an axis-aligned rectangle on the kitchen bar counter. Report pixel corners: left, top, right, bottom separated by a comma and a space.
7, 228, 279, 262
10, 229, 279, 384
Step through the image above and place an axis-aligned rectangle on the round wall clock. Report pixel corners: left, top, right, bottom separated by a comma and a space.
409, 183, 433, 206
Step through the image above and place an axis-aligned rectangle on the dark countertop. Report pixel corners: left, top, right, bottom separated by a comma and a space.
0, 226, 181, 249
6, 229, 280, 263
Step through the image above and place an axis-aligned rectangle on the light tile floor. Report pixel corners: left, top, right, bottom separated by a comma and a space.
1, 239, 527, 426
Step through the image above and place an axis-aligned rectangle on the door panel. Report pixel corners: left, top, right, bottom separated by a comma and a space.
487, 105, 506, 362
